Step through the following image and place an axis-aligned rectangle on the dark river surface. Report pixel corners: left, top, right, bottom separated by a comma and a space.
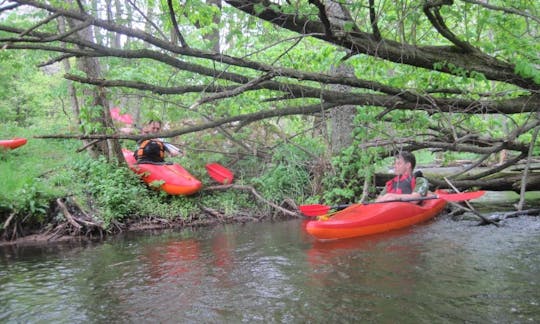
1, 196, 539, 323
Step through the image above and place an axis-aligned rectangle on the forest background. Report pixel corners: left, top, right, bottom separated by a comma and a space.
0, 0, 538, 241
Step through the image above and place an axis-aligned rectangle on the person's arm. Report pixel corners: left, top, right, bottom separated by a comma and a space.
163, 141, 182, 157
376, 191, 422, 202
413, 176, 429, 196
376, 176, 429, 202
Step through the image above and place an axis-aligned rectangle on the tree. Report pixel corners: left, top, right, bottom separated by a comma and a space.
0, 0, 538, 192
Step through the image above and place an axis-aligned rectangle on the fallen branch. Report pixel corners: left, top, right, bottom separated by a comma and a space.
443, 177, 498, 226
203, 184, 302, 217
56, 198, 104, 238
68, 197, 103, 228
488, 208, 540, 222
76, 139, 103, 152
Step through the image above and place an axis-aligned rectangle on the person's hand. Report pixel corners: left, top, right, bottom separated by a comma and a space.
163, 143, 182, 157
141, 124, 152, 135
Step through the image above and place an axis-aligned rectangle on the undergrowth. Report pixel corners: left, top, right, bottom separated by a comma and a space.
0, 124, 252, 233
1, 121, 338, 236
251, 141, 316, 205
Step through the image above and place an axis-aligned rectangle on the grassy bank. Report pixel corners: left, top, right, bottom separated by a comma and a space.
1, 122, 312, 243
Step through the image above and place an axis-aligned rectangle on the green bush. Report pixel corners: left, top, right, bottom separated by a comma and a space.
69, 156, 149, 228
251, 142, 313, 204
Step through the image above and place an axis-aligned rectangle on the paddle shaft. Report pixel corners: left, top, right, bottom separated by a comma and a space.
333, 191, 484, 208
363, 195, 440, 205
330, 196, 439, 211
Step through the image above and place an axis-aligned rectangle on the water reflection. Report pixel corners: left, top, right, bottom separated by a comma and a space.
142, 239, 201, 280
1, 217, 539, 323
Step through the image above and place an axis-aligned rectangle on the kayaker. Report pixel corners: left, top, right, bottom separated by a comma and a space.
134, 120, 182, 163
376, 151, 429, 202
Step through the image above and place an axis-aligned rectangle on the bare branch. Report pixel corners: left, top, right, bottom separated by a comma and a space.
44, 19, 92, 42
308, 0, 333, 37
368, 0, 381, 41
189, 73, 275, 110
167, 0, 188, 47
35, 102, 341, 141
423, 0, 476, 53
460, 0, 540, 24
125, 0, 168, 39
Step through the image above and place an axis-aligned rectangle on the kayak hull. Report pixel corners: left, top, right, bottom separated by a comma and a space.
305, 194, 447, 240
0, 138, 27, 150
123, 149, 202, 195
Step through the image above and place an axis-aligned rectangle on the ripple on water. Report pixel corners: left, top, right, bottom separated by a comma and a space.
1, 217, 539, 323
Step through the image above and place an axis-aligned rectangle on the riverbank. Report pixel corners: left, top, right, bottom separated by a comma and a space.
2, 131, 538, 248
3, 190, 540, 248
0, 184, 301, 247
0, 212, 280, 247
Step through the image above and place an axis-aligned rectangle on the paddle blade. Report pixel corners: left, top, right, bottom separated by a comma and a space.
438, 191, 486, 202
299, 204, 331, 217
205, 163, 234, 184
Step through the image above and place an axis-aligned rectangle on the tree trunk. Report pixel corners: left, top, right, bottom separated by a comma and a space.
66, 0, 123, 162
325, 1, 357, 155
330, 64, 356, 154
58, 16, 81, 130
205, 0, 222, 53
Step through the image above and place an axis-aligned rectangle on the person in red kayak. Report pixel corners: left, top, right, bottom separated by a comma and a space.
134, 120, 181, 163
376, 151, 429, 202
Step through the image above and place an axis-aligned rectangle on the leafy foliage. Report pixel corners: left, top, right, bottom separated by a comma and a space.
321, 145, 384, 204
0, 50, 65, 126
68, 156, 147, 227
251, 139, 321, 204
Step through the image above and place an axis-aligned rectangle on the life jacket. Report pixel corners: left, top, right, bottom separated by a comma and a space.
385, 173, 416, 194
134, 139, 165, 163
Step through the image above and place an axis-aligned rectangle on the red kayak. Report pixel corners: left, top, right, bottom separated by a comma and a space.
0, 137, 27, 150
123, 149, 202, 195
305, 194, 448, 240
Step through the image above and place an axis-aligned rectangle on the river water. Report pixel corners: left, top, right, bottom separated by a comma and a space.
1, 207, 539, 323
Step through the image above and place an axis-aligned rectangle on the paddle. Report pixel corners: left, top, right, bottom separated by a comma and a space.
299, 191, 486, 217
205, 163, 234, 184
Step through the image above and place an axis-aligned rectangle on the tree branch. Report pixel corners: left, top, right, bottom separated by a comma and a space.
35, 102, 341, 141
460, 0, 540, 24
189, 72, 275, 110
224, 0, 537, 90
167, 0, 189, 47
308, 0, 333, 37
126, 0, 168, 39
368, 0, 381, 41
422, 0, 476, 53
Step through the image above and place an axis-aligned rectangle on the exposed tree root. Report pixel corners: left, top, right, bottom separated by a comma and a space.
53, 197, 105, 239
